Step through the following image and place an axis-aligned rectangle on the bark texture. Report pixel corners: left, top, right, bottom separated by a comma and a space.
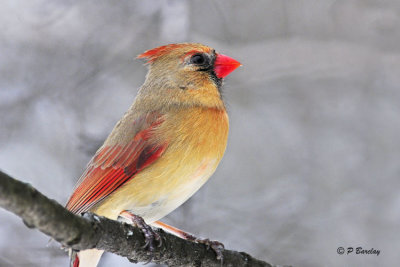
0, 170, 274, 267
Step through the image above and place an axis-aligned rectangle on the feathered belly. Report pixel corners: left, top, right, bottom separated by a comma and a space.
92, 108, 228, 222
93, 155, 219, 223
127, 157, 219, 223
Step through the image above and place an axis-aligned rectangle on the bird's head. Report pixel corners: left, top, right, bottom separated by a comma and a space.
136, 43, 241, 110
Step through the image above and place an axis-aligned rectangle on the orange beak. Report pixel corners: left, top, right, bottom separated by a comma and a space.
214, 54, 241, 78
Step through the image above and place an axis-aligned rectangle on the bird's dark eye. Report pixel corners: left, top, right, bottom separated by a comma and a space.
190, 53, 207, 65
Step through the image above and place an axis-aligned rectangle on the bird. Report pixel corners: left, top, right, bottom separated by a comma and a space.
65, 43, 241, 267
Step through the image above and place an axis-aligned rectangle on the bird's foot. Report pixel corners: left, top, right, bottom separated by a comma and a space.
151, 221, 224, 261
187, 235, 225, 261
198, 238, 225, 261
118, 210, 162, 258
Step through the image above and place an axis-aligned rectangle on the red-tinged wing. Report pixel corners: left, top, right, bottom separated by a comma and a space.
66, 114, 167, 214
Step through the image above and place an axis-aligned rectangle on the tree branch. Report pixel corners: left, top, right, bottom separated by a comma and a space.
0, 170, 273, 266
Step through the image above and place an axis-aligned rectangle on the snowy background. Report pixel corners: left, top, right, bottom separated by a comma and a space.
1, 1, 400, 266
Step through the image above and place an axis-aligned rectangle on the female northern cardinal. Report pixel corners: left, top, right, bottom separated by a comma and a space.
66, 43, 241, 267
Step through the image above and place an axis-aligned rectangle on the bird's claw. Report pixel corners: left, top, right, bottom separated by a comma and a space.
118, 210, 162, 262
178, 231, 225, 261
140, 224, 161, 252
195, 238, 225, 261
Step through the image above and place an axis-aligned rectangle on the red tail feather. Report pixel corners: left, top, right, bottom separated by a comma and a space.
71, 253, 79, 267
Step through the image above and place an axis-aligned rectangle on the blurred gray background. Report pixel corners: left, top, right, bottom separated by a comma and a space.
1, 1, 399, 266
